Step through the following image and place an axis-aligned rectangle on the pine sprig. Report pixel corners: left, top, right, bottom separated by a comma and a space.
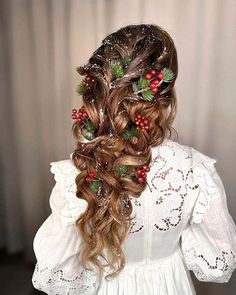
109, 61, 124, 79
76, 82, 86, 95
123, 126, 139, 140
89, 180, 101, 194
162, 68, 174, 83
84, 119, 94, 132
132, 77, 155, 101
116, 165, 128, 175
81, 119, 95, 140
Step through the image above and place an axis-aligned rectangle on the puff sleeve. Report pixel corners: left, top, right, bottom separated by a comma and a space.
180, 147, 236, 283
32, 155, 97, 294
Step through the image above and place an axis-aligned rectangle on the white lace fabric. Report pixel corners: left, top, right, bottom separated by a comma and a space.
32, 140, 236, 294
180, 147, 236, 283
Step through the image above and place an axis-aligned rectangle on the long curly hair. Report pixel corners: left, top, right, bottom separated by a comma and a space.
71, 24, 178, 282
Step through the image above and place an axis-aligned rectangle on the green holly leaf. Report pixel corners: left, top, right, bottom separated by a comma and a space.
162, 68, 174, 83
123, 126, 139, 140
89, 180, 101, 193
76, 82, 86, 95
142, 89, 155, 101
123, 56, 132, 67
109, 61, 124, 79
116, 165, 128, 175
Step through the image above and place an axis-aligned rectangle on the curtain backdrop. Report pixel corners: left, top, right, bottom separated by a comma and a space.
1, 0, 236, 293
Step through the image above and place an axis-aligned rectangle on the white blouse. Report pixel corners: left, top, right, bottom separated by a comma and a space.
32, 138, 236, 295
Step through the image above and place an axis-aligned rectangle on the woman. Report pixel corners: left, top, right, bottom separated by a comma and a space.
32, 24, 236, 294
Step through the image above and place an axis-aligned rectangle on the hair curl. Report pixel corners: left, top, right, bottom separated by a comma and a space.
71, 24, 178, 282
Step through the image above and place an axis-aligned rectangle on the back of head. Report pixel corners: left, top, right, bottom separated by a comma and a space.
71, 23, 178, 281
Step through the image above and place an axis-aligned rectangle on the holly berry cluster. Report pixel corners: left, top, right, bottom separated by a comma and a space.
136, 165, 151, 184
132, 67, 174, 102
144, 69, 164, 94
71, 106, 95, 140
85, 171, 95, 183
134, 113, 149, 132
71, 106, 89, 123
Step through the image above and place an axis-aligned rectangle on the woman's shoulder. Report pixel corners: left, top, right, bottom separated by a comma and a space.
49, 154, 87, 226
154, 138, 217, 168
50, 153, 78, 180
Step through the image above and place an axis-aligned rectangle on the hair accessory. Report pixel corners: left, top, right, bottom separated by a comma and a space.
85, 171, 95, 182
132, 67, 174, 101
136, 165, 150, 184
85, 171, 102, 194
108, 56, 132, 81
71, 106, 95, 140
134, 113, 149, 132
76, 73, 96, 96
122, 126, 139, 140
116, 164, 151, 185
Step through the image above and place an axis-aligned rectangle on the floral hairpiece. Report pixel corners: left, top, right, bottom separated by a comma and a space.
71, 106, 95, 140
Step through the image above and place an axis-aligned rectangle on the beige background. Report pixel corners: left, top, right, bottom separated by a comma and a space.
0, 0, 236, 293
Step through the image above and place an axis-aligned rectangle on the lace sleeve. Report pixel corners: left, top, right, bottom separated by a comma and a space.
32, 157, 98, 294
180, 148, 236, 283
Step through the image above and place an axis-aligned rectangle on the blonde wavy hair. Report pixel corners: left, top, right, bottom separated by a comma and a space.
71, 24, 178, 282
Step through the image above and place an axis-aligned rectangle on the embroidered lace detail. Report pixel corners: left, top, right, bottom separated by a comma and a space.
50, 159, 88, 226
189, 147, 217, 224
32, 262, 98, 294
130, 198, 145, 233
182, 247, 236, 282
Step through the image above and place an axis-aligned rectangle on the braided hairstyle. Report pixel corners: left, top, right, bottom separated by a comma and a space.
71, 24, 178, 281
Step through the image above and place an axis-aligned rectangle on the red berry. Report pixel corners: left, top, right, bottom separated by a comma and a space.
150, 83, 156, 90
143, 119, 148, 125
144, 125, 149, 130
137, 169, 142, 175
139, 122, 144, 127
153, 79, 160, 86
85, 176, 92, 182
140, 170, 146, 177
144, 165, 150, 172
157, 72, 164, 80
72, 109, 77, 114
145, 73, 152, 80
72, 114, 77, 119
89, 171, 95, 178
138, 177, 144, 183
77, 117, 82, 123
82, 112, 88, 118
150, 69, 156, 76
78, 111, 83, 116
136, 114, 142, 119
151, 88, 158, 93
135, 121, 140, 125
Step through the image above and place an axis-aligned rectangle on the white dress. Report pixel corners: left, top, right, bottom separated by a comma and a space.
32, 138, 236, 294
